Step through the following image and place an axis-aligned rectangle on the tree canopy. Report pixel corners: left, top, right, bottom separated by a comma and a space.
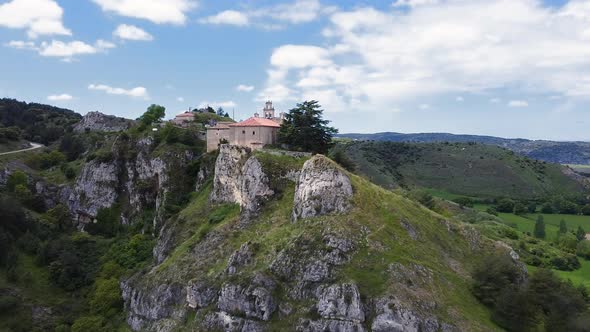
138, 104, 165, 128
278, 100, 338, 154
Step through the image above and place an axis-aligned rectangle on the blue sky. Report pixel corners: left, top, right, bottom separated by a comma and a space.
1, 0, 589, 140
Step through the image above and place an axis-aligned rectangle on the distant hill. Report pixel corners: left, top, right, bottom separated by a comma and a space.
336, 140, 588, 199
0, 98, 81, 145
337, 132, 590, 165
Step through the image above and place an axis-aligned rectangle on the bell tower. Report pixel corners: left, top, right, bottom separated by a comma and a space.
263, 101, 275, 119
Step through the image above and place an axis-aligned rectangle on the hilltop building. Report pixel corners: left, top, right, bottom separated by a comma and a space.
171, 112, 195, 126
206, 101, 284, 152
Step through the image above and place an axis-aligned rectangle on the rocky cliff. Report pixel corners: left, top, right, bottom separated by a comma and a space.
119, 145, 522, 331
58, 135, 195, 230
73, 111, 135, 133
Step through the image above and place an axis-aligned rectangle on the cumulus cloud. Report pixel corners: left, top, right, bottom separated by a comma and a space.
199, 10, 249, 26
113, 24, 153, 41
0, 0, 71, 38
392, 0, 440, 7
7, 39, 116, 60
508, 100, 529, 107
88, 83, 149, 99
259, 1, 590, 113
199, 0, 322, 29
198, 101, 236, 109
47, 93, 73, 101
92, 0, 197, 24
236, 84, 255, 92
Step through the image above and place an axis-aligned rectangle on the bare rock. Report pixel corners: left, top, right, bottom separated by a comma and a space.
73, 111, 134, 133
203, 311, 265, 332
297, 318, 365, 332
316, 283, 365, 322
292, 155, 353, 221
371, 298, 456, 332
226, 242, 254, 275
186, 280, 217, 309
217, 275, 277, 321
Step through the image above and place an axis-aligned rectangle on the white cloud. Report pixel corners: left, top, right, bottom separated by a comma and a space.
7, 39, 116, 60
419, 103, 430, 110
92, 0, 197, 24
236, 84, 255, 92
47, 93, 73, 101
88, 84, 149, 99
177, 97, 184, 102
198, 101, 236, 109
199, 0, 323, 29
508, 100, 528, 107
489, 98, 501, 103
0, 0, 71, 38
259, 1, 590, 114
392, 0, 440, 8
113, 24, 153, 41
200, 10, 249, 26
5, 40, 36, 49
456, 96, 464, 102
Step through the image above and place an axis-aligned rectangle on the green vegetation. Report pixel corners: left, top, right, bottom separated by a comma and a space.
138, 104, 165, 129
339, 140, 586, 199
0, 98, 81, 145
279, 100, 338, 154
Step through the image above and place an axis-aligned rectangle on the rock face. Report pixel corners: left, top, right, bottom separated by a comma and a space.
73, 111, 134, 133
210, 145, 275, 218
292, 155, 353, 221
62, 136, 193, 229
121, 278, 186, 332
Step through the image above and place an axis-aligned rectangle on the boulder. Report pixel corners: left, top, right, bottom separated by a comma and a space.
292, 155, 353, 221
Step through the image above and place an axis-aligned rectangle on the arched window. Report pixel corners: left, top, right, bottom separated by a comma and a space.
252, 131, 256, 135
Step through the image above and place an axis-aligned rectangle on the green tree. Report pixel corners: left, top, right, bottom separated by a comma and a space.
576, 240, 590, 259
576, 226, 586, 241
513, 202, 527, 215
496, 198, 515, 213
559, 219, 568, 234
582, 204, 590, 216
541, 201, 554, 214
534, 215, 546, 239
43, 204, 71, 231
527, 202, 537, 213
138, 104, 165, 128
216, 107, 224, 116
278, 100, 338, 154
6, 170, 27, 192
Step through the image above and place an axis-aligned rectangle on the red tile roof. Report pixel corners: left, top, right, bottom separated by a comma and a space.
229, 117, 281, 128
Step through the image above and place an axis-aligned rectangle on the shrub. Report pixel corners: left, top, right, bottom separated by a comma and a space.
71, 316, 106, 332
90, 278, 123, 317
550, 254, 580, 271
409, 190, 436, 210
6, 170, 27, 192
541, 202, 554, 214
486, 207, 498, 216
576, 240, 590, 259
472, 254, 522, 306
453, 196, 474, 208
496, 198, 515, 213
513, 202, 527, 215
0, 295, 19, 312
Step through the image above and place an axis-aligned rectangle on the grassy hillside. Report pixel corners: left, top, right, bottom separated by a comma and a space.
130, 152, 517, 331
338, 140, 586, 199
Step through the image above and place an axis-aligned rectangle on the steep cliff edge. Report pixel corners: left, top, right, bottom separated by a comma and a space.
120, 145, 522, 331
60, 135, 197, 230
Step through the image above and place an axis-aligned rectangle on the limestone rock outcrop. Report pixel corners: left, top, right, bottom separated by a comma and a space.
73, 111, 134, 133
292, 155, 353, 221
210, 145, 275, 218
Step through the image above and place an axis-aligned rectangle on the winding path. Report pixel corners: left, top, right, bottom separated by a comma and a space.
0, 142, 43, 156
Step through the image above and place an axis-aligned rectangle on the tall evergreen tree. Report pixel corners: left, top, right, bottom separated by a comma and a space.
559, 219, 568, 234
534, 215, 546, 239
278, 100, 338, 154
